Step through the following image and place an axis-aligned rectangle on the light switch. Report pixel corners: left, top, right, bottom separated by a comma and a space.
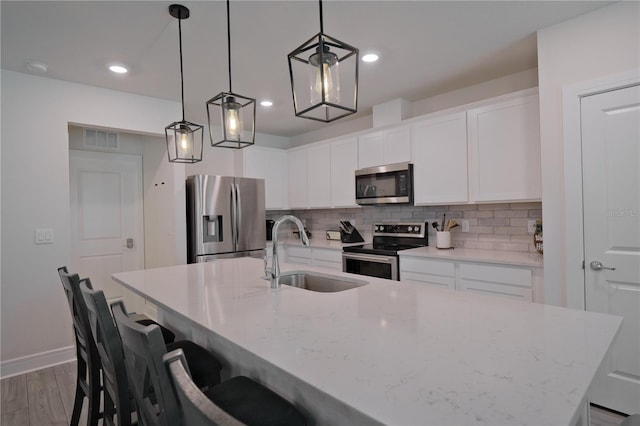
34, 228, 54, 244
461, 220, 469, 233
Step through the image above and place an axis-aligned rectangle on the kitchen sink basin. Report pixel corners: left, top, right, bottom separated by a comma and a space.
276, 271, 368, 292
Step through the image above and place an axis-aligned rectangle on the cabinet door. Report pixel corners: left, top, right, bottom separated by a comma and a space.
459, 263, 533, 301
399, 256, 456, 289
330, 137, 359, 207
244, 146, 287, 209
383, 125, 411, 164
468, 94, 541, 202
307, 144, 332, 208
312, 248, 343, 271
288, 148, 308, 208
358, 131, 384, 168
411, 112, 468, 204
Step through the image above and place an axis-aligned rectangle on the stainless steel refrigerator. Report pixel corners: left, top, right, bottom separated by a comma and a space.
186, 175, 266, 263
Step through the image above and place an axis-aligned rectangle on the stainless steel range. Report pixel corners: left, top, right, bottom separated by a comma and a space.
342, 222, 428, 280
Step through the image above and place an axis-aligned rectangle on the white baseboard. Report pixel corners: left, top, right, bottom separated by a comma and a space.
1, 346, 76, 379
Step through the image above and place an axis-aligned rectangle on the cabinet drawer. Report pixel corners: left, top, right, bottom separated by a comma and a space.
313, 248, 342, 263
400, 257, 455, 277
287, 256, 312, 266
402, 271, 456, 289
459, 263, 531, 287
313, 260, 342, 271
460, 280, 533, 301
287, 246, 312, 259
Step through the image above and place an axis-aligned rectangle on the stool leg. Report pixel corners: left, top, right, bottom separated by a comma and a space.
70, 351, 86, 426
86, 367, 101, 426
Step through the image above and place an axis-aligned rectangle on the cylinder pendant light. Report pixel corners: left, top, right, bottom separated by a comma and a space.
165, 4, 203, 163
287, 0, 359, 123
206, 0, 256, 149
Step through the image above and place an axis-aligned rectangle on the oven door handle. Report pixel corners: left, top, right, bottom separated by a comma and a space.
342, 252, 396, 264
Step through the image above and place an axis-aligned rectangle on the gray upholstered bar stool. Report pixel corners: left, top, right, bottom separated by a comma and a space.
112, 301, 307, 426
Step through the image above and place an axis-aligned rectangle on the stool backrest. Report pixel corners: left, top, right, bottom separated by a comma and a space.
164, 349, 245, 426
111, 301, 180, 426
80, 280, 132, 426
57, 267, 95, 357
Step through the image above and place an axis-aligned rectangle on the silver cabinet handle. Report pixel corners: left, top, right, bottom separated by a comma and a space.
590, 260, 616, 271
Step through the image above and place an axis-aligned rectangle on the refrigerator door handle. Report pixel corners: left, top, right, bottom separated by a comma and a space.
230, 183, 238, 247
235, 183, 242, 246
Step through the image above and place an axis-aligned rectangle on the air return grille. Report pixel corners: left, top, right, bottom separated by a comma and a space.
83, 128, 119, 150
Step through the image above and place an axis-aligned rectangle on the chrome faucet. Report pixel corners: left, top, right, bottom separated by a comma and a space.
265, 215, 310, 288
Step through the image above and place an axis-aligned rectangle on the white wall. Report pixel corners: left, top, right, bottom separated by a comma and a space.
0, 70, 183, 374
537, 1, 640, 306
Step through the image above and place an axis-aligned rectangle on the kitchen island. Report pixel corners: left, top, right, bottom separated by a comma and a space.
113, 258, 621, 426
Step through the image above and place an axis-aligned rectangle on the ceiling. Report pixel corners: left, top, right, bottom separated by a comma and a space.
1, 1, 611, 138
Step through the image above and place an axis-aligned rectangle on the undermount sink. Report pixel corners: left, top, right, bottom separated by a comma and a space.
275, 271, 368, 293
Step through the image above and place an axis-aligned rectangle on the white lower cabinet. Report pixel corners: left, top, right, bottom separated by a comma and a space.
284, 245, 342, 271
400, 256, 539, 302
400, 257, 456, 289
459, 263, 533, 301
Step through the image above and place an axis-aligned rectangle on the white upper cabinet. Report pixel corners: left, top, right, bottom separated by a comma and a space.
358, 126, 411, 168
467, 93, 541, 202
243, 146, 288, 209
330, 137, 359, 207
307, 144, 332, 208
411, 112, 468, 204
287, 148, 308, 209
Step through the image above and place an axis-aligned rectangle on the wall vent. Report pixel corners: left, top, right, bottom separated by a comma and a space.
83, 128, 119, 150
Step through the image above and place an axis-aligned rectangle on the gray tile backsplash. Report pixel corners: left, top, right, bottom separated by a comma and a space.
267, 202, 542, 253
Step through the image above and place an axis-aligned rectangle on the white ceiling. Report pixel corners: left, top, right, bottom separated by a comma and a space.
1, 1, 611, 138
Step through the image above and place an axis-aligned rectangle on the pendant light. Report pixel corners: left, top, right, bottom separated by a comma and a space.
287, 0, 359, 123
206, 0, 256, 149
165, 4, 203, 163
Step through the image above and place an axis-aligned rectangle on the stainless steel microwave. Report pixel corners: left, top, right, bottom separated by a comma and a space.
355, 162, 414, 205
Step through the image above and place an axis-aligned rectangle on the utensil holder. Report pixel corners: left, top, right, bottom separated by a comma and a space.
436, 231, 451, 249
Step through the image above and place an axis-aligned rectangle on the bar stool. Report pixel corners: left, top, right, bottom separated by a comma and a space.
58, 267, 102, 426
58, 266, 178, 425
112, 301, 307, 426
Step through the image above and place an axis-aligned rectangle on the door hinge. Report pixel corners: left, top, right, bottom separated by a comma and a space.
582, 260, 585, 270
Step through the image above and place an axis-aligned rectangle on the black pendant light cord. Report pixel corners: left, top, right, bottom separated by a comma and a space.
226, 0, 232, 93
318, 0, 324, 33
178, 15, 186, 122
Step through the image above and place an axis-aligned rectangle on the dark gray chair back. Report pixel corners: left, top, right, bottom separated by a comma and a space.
57, 267, 102, 426
80, 279, 133, 426
164, 349, 245, 426
111, 300, 180, 426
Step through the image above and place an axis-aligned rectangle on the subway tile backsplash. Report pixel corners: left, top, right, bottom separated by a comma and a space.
267, 202, 542, 253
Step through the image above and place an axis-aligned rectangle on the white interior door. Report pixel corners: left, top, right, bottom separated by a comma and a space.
581, 85, 640, 414
69, 150, 145, 313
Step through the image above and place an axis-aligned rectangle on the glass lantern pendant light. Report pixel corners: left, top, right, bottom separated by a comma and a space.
165, 4, 204, 163
206, 0, 256, 149
287, 0, 359, 122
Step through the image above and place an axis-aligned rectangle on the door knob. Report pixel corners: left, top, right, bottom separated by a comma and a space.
125, 238, 134, 249
590, 260, 615, 271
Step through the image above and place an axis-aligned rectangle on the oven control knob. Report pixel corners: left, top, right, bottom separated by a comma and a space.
407, 226, 413, 232
374, 225, 380, 232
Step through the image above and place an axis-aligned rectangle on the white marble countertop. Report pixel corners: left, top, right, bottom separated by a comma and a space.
268, 237, 369, 250
400, 246, 544, 268
113, 258, 619, 426
272, 238, 543, 267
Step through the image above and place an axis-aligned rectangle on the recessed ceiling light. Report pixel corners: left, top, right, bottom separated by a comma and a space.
260, 100, 273, 107
362, 53, 379, 63
108, 64, 128, 74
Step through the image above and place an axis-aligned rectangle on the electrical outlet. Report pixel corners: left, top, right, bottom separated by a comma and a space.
527, 220, 537, 234
461, 220, 469, 232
